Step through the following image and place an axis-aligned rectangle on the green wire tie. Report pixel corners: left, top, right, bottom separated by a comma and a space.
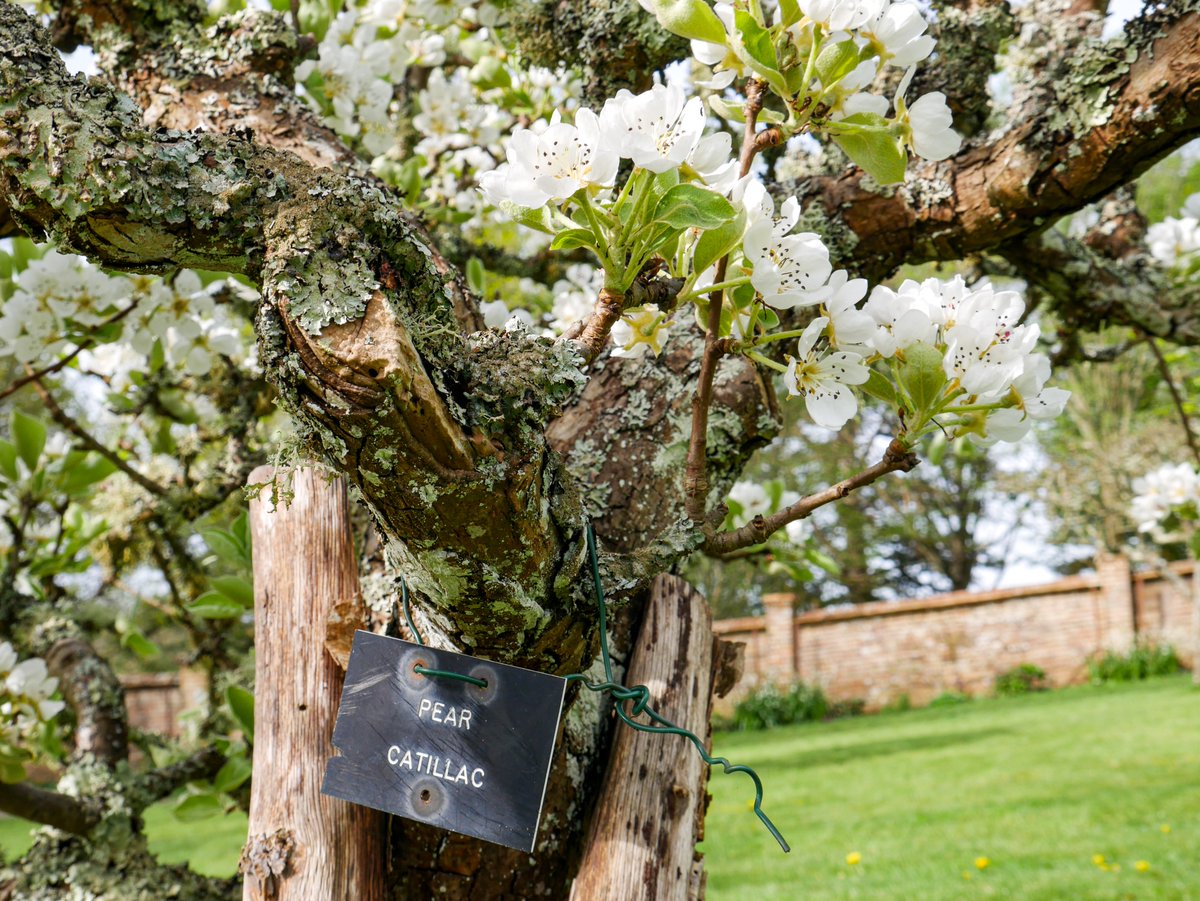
398, 524, 790, 852
401, 579, 489, 689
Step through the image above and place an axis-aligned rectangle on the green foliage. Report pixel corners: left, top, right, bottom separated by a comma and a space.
829, 113, 908, 186
1088, 644, 1181, 684
719, 680, 862, 731
994, 663, 1049, 697
928, 690, 972, 707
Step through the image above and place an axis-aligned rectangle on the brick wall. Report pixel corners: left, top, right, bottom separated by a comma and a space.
120, 669, 207, 737
713, 556, 1196, 711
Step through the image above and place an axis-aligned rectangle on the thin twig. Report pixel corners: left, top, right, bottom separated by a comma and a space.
27, 373, 170, 497
684, 80, 768, 529
1145, 334, 1200, 468
704, 439, 920, 555
0, 301, 140, 402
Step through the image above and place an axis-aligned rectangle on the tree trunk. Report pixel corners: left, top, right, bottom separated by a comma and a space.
242, 466, 386, 901
570, 575, 716, 901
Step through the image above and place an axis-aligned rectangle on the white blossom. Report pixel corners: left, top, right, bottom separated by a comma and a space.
611, 305, 673, 357
1130, 462, 1200, 538
739, 186, 832, 309
784, 317, 870, 429
479, 109, 617, 209
861, 2, 936, 67
800, 0, 888, 31
598, 84, 706, 174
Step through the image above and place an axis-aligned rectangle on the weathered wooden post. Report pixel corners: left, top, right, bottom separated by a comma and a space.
570, 575, 729, 901
241, 466, 386, 901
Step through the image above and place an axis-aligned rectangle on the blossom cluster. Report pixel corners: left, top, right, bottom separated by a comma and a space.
1147, 192, 1200, 272
295, 0, 482, 154
0, 251, 250, 382
1130, 462, 1200, 544
771, 274, 1068, 435
0, 642, 63, 748
295, 0, 582, 258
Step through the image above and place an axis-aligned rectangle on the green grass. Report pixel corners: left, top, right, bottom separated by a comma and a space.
2, 678, 1195, 897
0, 802, 246, 877
702, 676, 1200, 900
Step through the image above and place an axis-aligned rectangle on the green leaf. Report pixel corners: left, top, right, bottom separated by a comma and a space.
498, 201, 555, 234
777, 0, 801, 27
815, 39, 862, 88
860, 368, 898, 406
173, 792, 225, 822
226, 685, 255, 742
0, 761, 26, 784
232, 511, 250, 557
830, 114, 908, 186
807, 548, 841, 577
926, 431, 948, 467
692, 208, 747, 277
201, 529, 248, 568
0, 440, 17, 482
652, 184, 737, 230
60, 456, 118, 496
708, 95, 744, 123
897, 341, 948, 417
211, 575, 254, 608
121, 630, 160, 660
550, 228, 602, 253
213, 755, 252, 794
11, 410, 46, 472
642, 0, 728, 44
466, 257, 486, 295
733, 9, 779, 75
186, 593, 245, 620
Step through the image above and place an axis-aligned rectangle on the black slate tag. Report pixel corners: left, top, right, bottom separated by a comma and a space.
322, 630, 567, 852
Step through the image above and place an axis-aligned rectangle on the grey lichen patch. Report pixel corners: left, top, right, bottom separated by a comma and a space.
463, 328, 586, 445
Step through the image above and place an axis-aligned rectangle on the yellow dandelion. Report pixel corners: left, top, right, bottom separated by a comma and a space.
845, 852, 862, 866
1092, 854, 1106, 867
1135, 860, 1150, 873
974, 857, 990, 871
1161, 824, 1172, 834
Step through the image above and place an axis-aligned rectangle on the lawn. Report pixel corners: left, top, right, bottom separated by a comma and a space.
702, 676, 1200, 900
0, 677, 1195, 899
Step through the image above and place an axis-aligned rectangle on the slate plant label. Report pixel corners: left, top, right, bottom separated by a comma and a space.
322, 631, 568, 852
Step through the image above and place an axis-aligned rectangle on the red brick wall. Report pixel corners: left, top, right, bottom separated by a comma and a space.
713, 555, 1193, 711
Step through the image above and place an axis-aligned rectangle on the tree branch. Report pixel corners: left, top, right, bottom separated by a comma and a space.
785, 4, 1200, 283
0, 781, 99, 835
684, 79, 769, 529
44, 636, 129, 766
1145, 335, 1200, 468
703, 439, 920, 555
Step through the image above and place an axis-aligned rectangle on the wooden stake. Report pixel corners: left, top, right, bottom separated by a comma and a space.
569, 575, 718, 901
241, 466, 385, 901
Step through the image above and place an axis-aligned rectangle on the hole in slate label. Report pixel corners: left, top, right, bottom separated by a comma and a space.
367, 367, 379, 378
468, 665, 497, 704
409, 777, 445, 818
399, 651, 434, 693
